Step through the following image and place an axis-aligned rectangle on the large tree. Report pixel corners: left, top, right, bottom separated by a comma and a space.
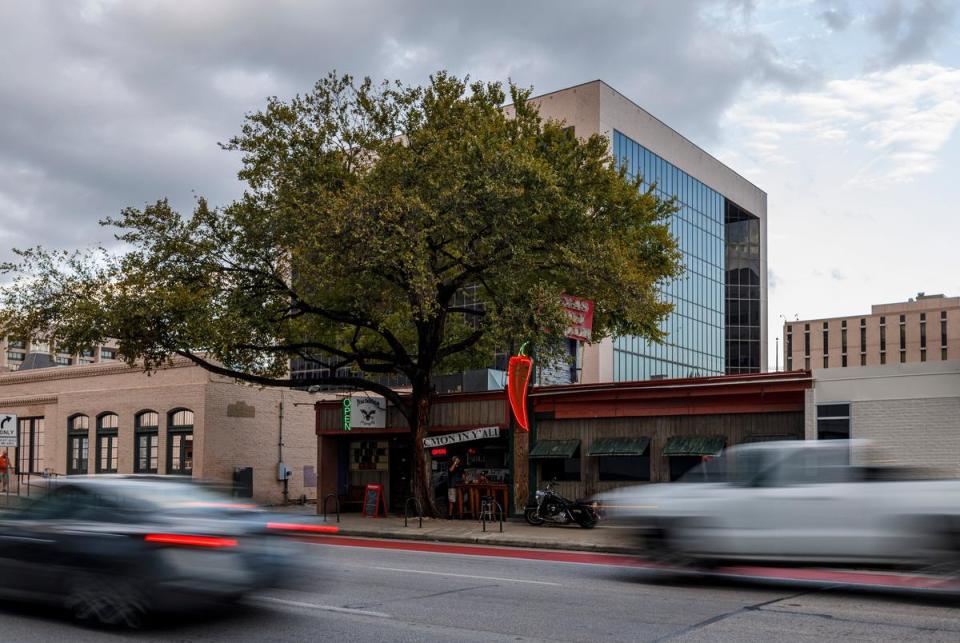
0, 72, 681, 512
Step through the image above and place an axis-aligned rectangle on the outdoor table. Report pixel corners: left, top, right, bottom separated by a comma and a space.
464, 483, 509, 520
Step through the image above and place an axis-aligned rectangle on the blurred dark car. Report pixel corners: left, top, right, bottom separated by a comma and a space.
0, 476, 318, 627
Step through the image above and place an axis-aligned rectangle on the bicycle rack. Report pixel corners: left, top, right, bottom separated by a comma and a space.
322, 493, 341, 523
480, 498, 504, 533
404, 497, 423, 528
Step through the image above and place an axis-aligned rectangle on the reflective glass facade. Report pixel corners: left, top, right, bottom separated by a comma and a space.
612, 131, 726, 380
725, 201, 762, 373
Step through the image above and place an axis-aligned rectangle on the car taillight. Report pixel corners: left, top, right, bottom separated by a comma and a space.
144, 533, 238, 548
266, 522, 339, 534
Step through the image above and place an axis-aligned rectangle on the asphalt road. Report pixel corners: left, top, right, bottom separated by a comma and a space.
0, 537, 958, 641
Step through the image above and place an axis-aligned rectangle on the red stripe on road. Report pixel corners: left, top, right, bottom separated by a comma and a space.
719, 566, 960, 591
267, 522, 340, 534
307, 535, 960, 592
306, 534, 646, 567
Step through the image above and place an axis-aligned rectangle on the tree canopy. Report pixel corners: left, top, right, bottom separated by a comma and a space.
1, 72, 682, 508
2, 72, 680, 402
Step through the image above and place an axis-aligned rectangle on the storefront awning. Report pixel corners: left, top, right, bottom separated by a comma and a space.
529, 439, 580, 459
587, 437, 650, 456
663, 435, 725, 457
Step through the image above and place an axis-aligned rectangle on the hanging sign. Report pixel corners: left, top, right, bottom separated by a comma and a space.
507, 343, 533, 431
422, 426, 501, 449
341, 395, 386, 431
561, 294, 594, 342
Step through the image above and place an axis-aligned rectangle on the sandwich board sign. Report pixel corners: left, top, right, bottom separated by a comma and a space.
0, 414, 17, 448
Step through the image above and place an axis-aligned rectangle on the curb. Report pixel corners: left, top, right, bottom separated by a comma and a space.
316, 526, 639, 555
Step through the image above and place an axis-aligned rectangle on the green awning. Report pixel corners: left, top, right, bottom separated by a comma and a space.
663, 435, 725, 457
529, 439, 580, 459
587, 437, 651, 456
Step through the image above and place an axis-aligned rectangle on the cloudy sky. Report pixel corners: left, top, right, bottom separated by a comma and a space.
1, 0, 958, 369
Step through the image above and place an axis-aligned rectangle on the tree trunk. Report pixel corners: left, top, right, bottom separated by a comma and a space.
410, 382, 439, 517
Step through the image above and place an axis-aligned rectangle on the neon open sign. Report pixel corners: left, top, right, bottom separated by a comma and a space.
341, 398, 351, 431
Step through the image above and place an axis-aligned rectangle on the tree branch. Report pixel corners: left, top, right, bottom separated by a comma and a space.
435, 327, 486, 361
174, 350, 412, 422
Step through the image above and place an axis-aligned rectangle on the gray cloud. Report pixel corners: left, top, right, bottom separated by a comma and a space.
0, 1, 820, 263
818, 1, 854, 31
868, 0, 956, 68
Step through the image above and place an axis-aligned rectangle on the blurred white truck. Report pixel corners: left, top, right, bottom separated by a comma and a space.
602, 440, 960, 569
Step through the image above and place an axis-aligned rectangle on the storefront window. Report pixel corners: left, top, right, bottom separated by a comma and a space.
539, 454, 581, 482
95, 413, 119, 473
135, 410, 159, 474
167, 408, 194, 475
598, 455, 650, 482
67, 414, 89, 475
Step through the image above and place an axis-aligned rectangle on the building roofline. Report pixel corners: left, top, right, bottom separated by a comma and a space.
517, 79, 766, 199
529, 370, 812, 397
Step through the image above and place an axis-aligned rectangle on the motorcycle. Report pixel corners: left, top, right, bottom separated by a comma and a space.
524, 481, 599, 529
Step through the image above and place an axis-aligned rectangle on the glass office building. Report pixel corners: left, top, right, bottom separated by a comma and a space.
612, 130, 761, 380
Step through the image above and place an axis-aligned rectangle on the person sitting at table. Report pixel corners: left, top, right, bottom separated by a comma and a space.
447, 456, 463, 518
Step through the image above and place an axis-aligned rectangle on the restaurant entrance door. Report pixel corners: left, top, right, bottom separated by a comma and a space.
388, 436, 413, 513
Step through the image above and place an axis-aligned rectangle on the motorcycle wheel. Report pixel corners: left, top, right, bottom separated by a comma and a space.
577, 516, 597, 529
524, 507, 545, 526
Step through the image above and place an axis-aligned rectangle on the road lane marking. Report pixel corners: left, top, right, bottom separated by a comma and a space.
371, 566, 562, 586
254, 596, 392, 619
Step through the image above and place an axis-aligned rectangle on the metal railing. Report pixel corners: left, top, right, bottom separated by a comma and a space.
404, 497, 423, 528
480, 496, 503, 533
322, 493, 341, 523
1, 470, 61, 508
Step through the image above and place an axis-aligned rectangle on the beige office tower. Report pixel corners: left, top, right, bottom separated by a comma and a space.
785, 293, 960, 370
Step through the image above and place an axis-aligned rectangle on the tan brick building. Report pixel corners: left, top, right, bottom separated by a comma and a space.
0, 358, 319, 504
784, 293, 960, 371
1, 337, 121, 371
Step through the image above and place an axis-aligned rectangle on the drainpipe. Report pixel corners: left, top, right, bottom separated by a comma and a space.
279, 390, 289, 504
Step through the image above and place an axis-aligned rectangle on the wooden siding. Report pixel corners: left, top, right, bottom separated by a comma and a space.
317, 397, 506, 434
535, 411, 803, 501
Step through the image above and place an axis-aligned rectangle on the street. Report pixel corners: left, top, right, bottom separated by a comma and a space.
0, 537, 957, 641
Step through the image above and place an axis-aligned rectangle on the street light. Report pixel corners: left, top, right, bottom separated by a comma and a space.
777, 313, 789, 371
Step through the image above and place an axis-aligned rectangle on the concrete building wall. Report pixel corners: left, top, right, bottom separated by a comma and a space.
0, 360, 319, 504
808, 360, 960, 475
850, 398, 960, 476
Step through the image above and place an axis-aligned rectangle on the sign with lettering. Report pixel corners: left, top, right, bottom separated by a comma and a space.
422, 426, 501, 449
342, 395, 386, 431
561, 294, 594, 342
362, 483, 387, 518
341, 398, 351, 431
0, 414, 17, 448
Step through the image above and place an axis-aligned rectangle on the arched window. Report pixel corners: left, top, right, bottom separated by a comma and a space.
134, 411, 159, 474
96, 412, 119, 474
167, 409, 194, 476
67, 414, 90, 475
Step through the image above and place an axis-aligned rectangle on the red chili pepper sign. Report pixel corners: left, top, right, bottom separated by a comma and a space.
508, 343, 533, 431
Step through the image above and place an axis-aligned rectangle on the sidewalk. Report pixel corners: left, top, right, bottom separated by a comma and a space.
271, 504, 639, 554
